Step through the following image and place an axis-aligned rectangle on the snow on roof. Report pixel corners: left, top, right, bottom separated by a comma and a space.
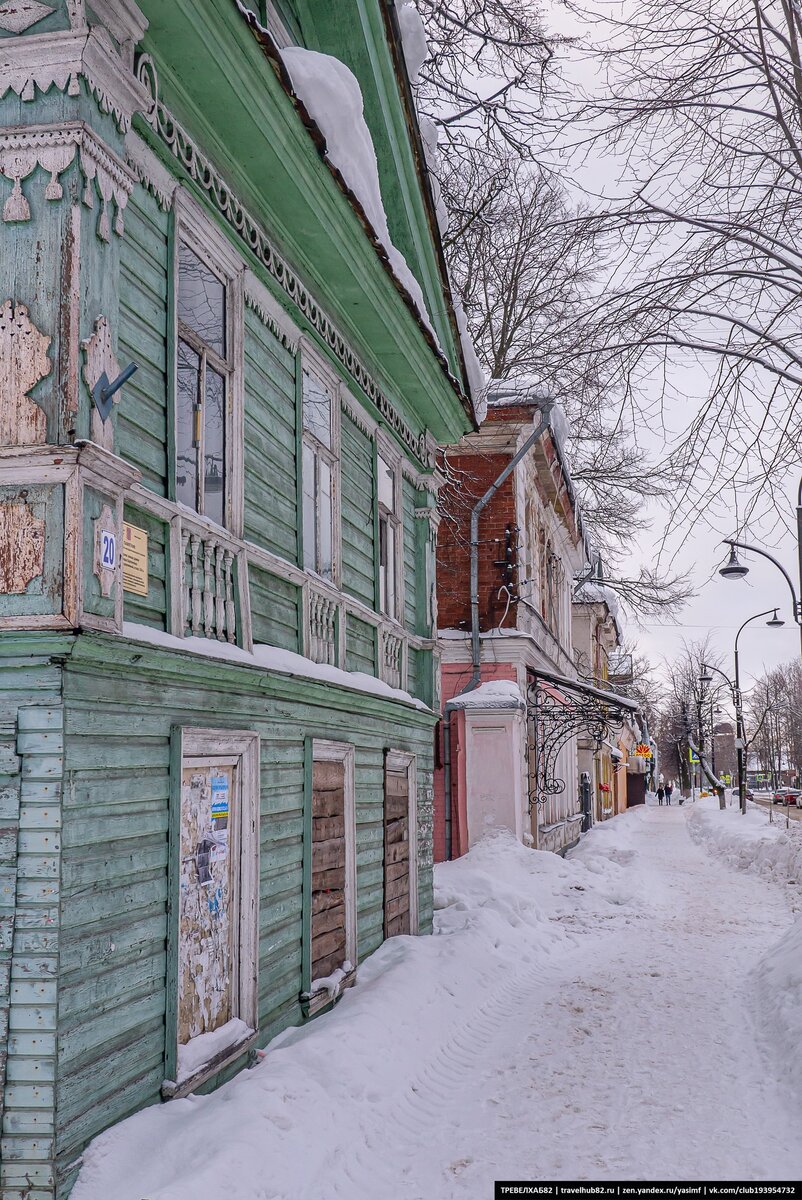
397, 1, 428, 84
447, 679, 525, 710
394, 3, 488, 417
279, 47, 436, 336
278, 39, 485, 420
574, 580, 625, 638
122, 622, 429, 710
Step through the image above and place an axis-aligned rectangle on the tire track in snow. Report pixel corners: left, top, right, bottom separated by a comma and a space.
332, 909, 630, 1199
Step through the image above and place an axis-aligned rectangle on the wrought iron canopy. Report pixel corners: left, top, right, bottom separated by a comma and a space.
526, 671, 638, 813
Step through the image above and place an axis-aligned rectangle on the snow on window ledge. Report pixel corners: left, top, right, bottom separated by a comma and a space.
163, 1019, 257, 1099
301, 962, 356, 1017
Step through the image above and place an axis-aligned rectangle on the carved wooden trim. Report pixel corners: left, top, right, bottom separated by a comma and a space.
82, 315, 119, 449
93, 502, 117, 598
0, 500, 45, 594
0, 26, 150, 130
0, 299, 51, 447
0, 2, 55, 34
0, 123, 135, 239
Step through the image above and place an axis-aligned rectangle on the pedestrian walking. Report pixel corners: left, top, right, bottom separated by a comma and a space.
665, 780, 673, 805
657, 785, 665, 806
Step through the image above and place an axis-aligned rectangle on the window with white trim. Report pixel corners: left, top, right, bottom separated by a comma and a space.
175, 242, 233, 527
302, 368, 337, 582
378, 452, 401, 621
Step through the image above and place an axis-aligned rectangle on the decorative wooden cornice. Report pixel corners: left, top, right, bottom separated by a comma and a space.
0, 19, 150, 131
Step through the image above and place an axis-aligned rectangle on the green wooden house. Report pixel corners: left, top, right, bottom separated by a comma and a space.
0, 1, 477, 1194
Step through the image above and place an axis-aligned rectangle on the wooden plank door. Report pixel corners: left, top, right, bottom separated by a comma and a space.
384, 759, 411, 938
311, 758, 347, 980
178, 759, 238, 1044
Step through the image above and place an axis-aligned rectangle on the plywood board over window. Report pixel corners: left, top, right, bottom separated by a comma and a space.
384, 750, 418, 938
165, 728, 259, 1097
305, 740, 356, 1015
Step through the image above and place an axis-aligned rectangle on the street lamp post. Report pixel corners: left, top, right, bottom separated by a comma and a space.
701, 607, 785, 815
720, 534, 802, 658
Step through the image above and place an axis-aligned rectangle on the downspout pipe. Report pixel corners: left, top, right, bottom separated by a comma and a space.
443, 401, 555, 861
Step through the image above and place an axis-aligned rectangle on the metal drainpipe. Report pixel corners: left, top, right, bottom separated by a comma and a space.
442, 402, 555, 861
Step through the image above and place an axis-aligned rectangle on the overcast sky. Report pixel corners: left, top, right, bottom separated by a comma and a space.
626, 470, 800, 694
536, 1, 802, 697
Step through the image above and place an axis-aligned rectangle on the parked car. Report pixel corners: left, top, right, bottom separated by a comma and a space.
772, 787, 802, 806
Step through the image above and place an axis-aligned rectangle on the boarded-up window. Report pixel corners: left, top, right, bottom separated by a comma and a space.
179, 760, 238, 1042
173, 729, 259, 1092
384, 755, 412, 938
311, 757, 348, 981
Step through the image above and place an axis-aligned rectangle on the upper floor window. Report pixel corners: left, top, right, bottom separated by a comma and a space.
176, 244, 231, 527
302, 368, 337, 582
378, 452, 400, 621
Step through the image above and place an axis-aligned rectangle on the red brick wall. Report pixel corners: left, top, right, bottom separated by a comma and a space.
437, 451, 518, 632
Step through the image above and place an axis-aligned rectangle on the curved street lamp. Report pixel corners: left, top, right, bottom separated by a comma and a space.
700, 608, 785, 814
720, 523, 802, 657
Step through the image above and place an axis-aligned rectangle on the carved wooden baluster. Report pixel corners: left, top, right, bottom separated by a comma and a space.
224, 550, 236, 643
326, 600, 335, 664
203, 539, 214, 636
189, 533, 202, 635
310, 592, 320, 661
181, 528, 190, 635
215, 543, 225, 639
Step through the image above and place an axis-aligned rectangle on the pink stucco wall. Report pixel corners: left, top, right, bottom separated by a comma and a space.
433, 660, 518, 862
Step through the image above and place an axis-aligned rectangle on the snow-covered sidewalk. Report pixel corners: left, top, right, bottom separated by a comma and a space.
73, 802, 802, 1199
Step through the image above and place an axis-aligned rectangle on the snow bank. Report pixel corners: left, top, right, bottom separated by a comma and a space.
753, 915, 802, 1097
72, 816, 649, 1200
122, 622, 428, 710
686, 797, 802, 1099
686, 796, 802, 890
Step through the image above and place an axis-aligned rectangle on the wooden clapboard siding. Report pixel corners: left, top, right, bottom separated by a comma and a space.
258, 741, 304, 1029
384, 762, 410, 938
42, 632, 434, 1189
345, 614, 376, 676
310, 759, 347, 980
56, 695, 170, 1171
249, 564, 301, 652
117, 189, 170, 496
340, 413, 376, 607
406, 645, 419, 701
0, 643, 65, 1200
122, 504, 169, 630
402, 477, 418, 633
243, 308, 298, 563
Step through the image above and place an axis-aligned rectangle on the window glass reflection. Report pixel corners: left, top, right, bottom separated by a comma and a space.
177, 339, 200, 510
302, 370, 332, 449
178, 244, 225, 356
205, 366, 225, 527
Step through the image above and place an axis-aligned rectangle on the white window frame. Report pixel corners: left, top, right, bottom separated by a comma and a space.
307, 739, 357, 1014
376, 435, 404, 625
300, 342, 341, 587
384, 749, 419, 935
166, 726, 260, 1098
173, 191, 245, 537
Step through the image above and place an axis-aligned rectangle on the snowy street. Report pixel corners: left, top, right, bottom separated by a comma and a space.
73, 802, 802, 1199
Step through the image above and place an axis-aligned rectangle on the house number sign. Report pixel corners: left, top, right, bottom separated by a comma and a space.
100, 529, 117, 570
